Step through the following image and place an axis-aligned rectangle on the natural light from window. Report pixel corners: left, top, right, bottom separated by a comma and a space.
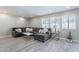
42, 14, 76, 32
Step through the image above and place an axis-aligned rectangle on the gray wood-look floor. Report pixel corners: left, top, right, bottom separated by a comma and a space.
0, 36, 79, 52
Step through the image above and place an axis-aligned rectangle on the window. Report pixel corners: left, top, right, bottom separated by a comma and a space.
69, 15, 76, 29
42, 16, 61, 32
50, 16, 60, 32
42, 17, 50, 28
42, 14, 76, 32
62, 15, 76, 29
50, 17, 55, 29
62, 16, 68, 29
55, 17, 60, 31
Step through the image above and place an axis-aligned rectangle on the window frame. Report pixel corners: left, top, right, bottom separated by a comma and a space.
62, 14, 76, 30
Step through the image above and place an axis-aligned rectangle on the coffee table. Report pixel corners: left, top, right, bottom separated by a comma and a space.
34, 33, 49, 42
23, 32, 33, 36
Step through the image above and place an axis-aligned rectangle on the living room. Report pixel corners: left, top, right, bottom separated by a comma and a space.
0, 6, 79, 52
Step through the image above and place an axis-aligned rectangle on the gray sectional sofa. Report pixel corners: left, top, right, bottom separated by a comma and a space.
12, 27, 52, 42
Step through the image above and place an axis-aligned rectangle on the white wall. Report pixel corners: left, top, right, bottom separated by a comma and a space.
28, 18, 42, 27
0, 14, 28, 36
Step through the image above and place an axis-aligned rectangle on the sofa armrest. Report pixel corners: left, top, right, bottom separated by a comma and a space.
12, 31, 16, 37
12, 31, 23, 37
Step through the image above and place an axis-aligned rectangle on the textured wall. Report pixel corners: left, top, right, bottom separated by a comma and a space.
0, 14, 28, 36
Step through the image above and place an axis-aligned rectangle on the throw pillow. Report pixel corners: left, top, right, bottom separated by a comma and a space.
16, 29, 22, 32
26, 28, 33, 32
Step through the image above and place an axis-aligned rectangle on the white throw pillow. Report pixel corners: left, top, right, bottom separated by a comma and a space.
39, 29, 47, 34
39, 29, 41, 33
43, 28, 48, 33
26, 28, 33, 32
41, 30, 45, 33
16, 29, 22, 32
39, 29, 43, 33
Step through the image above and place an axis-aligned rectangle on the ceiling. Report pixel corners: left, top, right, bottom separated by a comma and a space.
0, 6, 79, 18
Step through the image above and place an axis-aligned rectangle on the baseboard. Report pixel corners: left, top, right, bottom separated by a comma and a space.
0, 35, 12, 38
60, 38, 79, 43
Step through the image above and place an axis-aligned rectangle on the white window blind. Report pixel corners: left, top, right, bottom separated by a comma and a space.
42, 17, 50, 28
50, 16, 60, 32
62, 15, 76, 30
